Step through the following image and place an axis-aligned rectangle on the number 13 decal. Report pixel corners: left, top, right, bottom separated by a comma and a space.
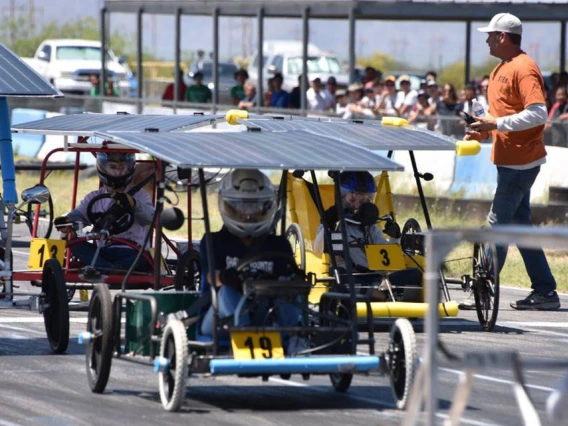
38, 244, 58, 267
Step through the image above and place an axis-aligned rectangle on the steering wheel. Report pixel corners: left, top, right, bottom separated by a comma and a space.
235, 251, 302, 280
86, 193, 135, 235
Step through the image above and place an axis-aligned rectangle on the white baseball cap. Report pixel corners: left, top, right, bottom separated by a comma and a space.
478, 13, 522, 36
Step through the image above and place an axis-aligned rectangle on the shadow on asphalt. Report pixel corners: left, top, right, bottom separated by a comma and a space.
0, 337, 83, 356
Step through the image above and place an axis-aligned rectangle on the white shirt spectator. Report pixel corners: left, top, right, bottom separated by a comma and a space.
395, 90, 418, 118
307, 88, 327, 112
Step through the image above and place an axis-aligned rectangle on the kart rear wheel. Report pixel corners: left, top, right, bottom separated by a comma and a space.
0, 247, 13, 299
42, 259, 69, 353
285, 223, 305, 272
86, 284, 114, 393
401, 218, 422, 255
158, 319, 188, 412
330, 373, 353, 392
174, 249, 201, 292
473, 243, 500, 332
388, 318, 417, 410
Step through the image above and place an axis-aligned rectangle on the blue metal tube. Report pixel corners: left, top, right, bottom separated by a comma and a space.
0, 97, 17, 203
210, 355, 380, 375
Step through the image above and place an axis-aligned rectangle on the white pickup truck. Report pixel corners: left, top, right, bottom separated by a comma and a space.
22, 39, 133, 96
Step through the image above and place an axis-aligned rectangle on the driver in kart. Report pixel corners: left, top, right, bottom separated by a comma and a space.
54, 151, 154, 274
313, 171, 422, 301
200, 169, 305, 351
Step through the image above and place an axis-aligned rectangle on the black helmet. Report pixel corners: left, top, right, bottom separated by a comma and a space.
96, 152, 136, 190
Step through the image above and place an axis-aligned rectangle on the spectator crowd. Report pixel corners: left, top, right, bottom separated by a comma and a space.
157, 64, 568, 146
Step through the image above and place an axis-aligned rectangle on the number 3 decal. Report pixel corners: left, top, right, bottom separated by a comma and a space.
380, 248, 391, 266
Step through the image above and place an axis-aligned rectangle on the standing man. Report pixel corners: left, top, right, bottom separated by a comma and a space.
462, 12, 560, 310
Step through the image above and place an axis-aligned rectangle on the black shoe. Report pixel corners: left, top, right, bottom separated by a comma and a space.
510, 291, 560, 311
79, 266, 103, 282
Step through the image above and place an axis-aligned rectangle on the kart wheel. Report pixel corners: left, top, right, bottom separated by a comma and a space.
26, 194, 54, 238
330, 373, 353, 392
42, 259, 69, 353
388, 318, 417, 410
0, 247, 13, 299
285, 223, 305, 272
86, 284, 114, 393
473, 243, 500, 332
174, 249, 201, 292
400, 218, 421, 255
66, 288, 76, 302
158, 319, 188, 412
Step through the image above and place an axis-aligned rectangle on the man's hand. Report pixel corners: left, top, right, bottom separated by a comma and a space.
112, 191, 136, 209
464, 130, 490, 142
470, 112, 498, 132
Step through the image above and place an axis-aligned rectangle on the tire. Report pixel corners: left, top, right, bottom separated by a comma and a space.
400, 218, 422, 255
174, 249, 201, 292
158, 319, 189, 412
330, 373, 353, 392
42, 259, 69, 353
473, 243, 500, 332
26, 195, 54, 238
285, 223, 305, 272
86, 284, 114, 393
0, 247, 13, 299
388, 318, 418, 410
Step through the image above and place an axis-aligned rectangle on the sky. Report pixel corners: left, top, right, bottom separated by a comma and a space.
8, 0, 568, 72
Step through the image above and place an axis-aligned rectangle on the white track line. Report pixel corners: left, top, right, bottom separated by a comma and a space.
0, 317, 88, 323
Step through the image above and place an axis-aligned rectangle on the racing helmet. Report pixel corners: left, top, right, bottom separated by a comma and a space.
96, 151, 136, 190
218, 169, 277, 238
339, 171, 377, 207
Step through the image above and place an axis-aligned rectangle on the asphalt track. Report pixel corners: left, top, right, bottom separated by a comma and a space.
1, 225, 567, 426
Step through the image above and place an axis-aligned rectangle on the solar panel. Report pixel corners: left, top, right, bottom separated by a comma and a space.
0, 43, 62, 97
96, 130, 404, 171
11, 113, 222, 135
240, 116, 458, 151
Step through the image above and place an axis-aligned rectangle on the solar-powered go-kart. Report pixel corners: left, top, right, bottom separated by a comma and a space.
4, 113, 220, 353
78, 113, 420, 412
228, 115, 499, 331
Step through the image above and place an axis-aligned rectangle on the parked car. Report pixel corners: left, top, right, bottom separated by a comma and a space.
248, 40, 349, 93
21, 39, 132, 96
184, 61, 238, 105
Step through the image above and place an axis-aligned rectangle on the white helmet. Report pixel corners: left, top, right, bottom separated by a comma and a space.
218, 169, 277, 238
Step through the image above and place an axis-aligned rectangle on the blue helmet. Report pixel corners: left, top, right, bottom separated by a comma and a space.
96, 151, 136, 190
339, 171, 376, 195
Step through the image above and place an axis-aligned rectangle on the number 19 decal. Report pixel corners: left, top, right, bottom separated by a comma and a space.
244, 336, 273, 359
230, 331, 284, 360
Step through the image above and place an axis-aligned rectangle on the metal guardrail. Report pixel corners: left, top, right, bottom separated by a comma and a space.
402, 225, 568, 426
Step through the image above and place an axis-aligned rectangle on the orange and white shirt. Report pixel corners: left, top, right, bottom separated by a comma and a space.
488, 52, 547, 167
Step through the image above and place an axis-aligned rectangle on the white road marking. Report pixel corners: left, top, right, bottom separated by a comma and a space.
0, 324, 45, 335
501, 321, 568, 328
268, 377, 499, 425
0, 317, 88, 324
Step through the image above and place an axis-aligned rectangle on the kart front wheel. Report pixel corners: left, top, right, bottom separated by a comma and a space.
86, 284, 114, 393
158, 319, 189, 412
42, 259, 69, 353
388, 318, 418, 410
330, 373, 353, 392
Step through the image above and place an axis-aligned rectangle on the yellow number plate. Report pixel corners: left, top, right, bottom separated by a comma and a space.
365, 244, 406, 271
231, 331, 284, 360
28, 238, 66, 270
